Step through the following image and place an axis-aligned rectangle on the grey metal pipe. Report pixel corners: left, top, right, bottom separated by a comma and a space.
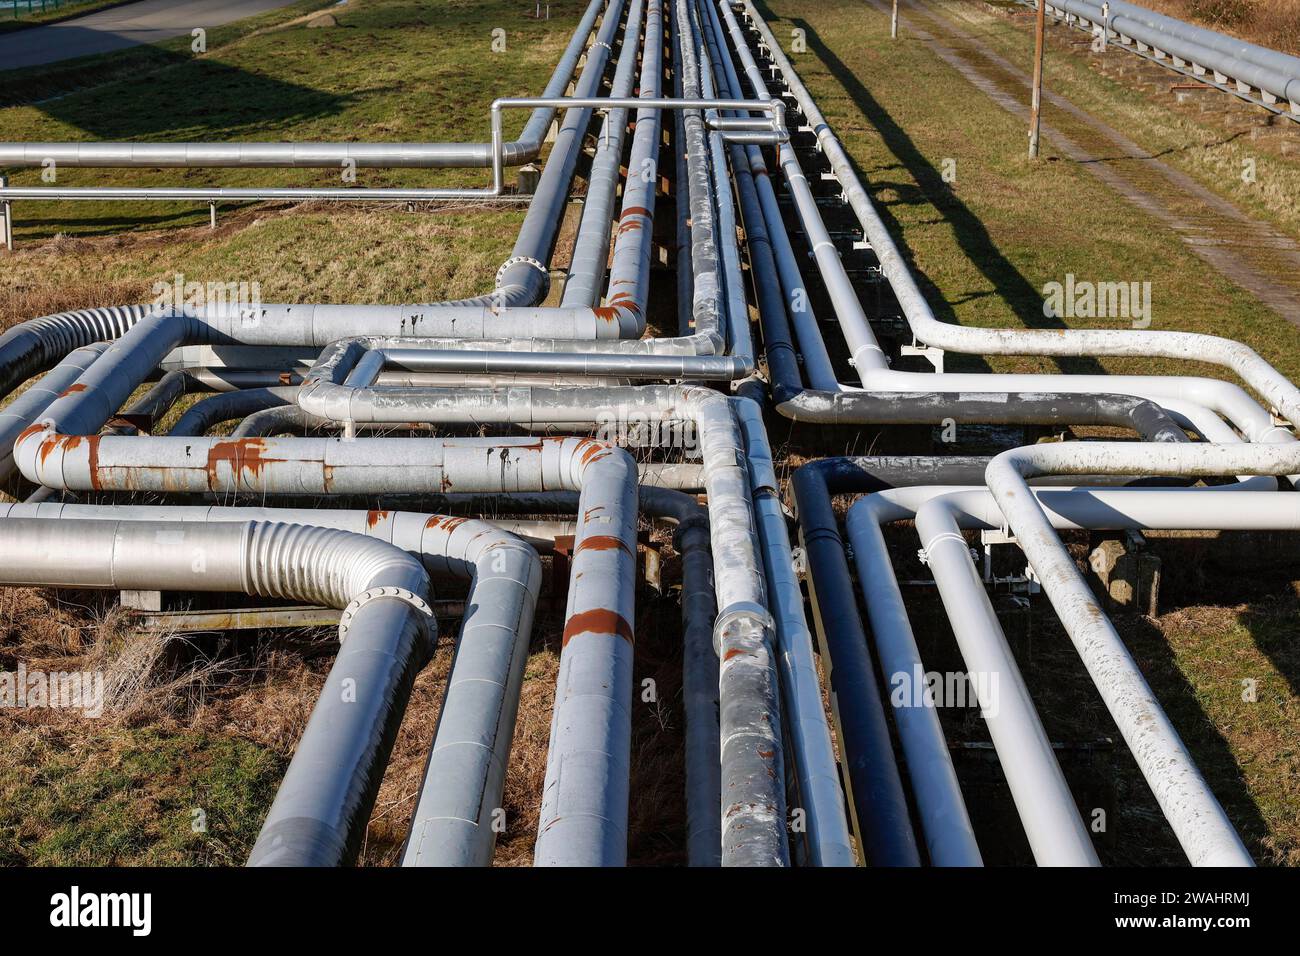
562, 0, 656, 313
908, 495, 1101, 866
733, 382, 856, 866
0, 343, 107, 486
0, 516, 434, 866
851, 479, 1300, 866
170, 387, 298, 436
1048, 0, 1300, 108
983, 441, 1284, 866
0, 0, 612, 170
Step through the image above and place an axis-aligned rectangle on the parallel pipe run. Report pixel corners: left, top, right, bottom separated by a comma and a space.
3, 0, 1296, 875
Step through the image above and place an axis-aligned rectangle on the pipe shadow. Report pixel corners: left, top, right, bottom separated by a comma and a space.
1103, 610, 1275, 863
759, 3, 1110, 375
3, 45, 351, 139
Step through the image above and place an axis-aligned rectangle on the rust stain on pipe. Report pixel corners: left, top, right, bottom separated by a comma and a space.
561, 607, 634, 647
575, 534, 632, 555
206, 438, 285, 488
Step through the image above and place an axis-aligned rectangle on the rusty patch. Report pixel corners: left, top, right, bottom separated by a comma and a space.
561, 607, 634, 648
206, 439, 280, 489
576, 534, 631, 556
577, 439, 611, 466
366, 509, 389, 528
58, 383, 88, 397
86, 435, 101, 491
16, 423, 46, 445
723, 648, 746, 662
424, 514, 469, 531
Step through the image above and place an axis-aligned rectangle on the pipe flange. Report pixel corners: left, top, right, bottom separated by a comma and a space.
338, 586, 434, 642
494, 256, 550, 300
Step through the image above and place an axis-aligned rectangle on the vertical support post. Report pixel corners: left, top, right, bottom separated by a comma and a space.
1101, 1, 1110, 52
0, 175, 12, 252
891, 0, 898, 40
209, 201, 217, 230
1029, 0, 1046, 159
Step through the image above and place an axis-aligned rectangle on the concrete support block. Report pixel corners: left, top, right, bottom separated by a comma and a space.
121, 589, 163, 612
517, 163, 541, 195
1087, 535, 1160, 616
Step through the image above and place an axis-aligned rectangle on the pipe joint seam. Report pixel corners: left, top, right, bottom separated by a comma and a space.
339, 586, 436, 651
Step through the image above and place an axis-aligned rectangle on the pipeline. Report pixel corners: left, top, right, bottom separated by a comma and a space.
1, 0, 1298, 873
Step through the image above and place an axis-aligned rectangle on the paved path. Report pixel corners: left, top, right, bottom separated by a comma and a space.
0, 0, 301, 70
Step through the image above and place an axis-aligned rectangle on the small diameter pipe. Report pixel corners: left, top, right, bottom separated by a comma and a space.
983, 442, 1285, 866
0, 0, 612, 170
736, 0, 1300, 433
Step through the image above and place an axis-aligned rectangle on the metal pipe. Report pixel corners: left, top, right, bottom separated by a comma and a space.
562, 0, 659, 314
0, 516, 434, 865
1045, 0, 1300, 108
735, 1, 1300, 434
0, 0, 613, 171
982, 441, 1292, 866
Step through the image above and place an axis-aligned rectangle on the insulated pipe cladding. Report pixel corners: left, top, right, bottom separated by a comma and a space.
0, 0, 1295, 870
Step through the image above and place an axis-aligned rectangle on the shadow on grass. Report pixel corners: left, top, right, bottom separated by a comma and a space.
4, 45, 348, 139
1109, 611, 1273, 862
755, 1, 1109, 375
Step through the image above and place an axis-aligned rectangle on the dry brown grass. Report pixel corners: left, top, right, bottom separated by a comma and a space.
1141, 0, 1300, 55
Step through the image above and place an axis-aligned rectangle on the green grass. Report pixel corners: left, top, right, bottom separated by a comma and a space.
758, 0, 1300, 387
0, 0, 576, 236
762, 0, 1300, 862
934, 0, 1300, 240
0, 721, 284, 865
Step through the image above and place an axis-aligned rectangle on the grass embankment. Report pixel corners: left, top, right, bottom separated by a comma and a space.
764, 0, 1300, 862
0, 0, 566, 237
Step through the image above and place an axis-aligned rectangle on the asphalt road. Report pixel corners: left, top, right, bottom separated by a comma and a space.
0, 0, 303, 71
